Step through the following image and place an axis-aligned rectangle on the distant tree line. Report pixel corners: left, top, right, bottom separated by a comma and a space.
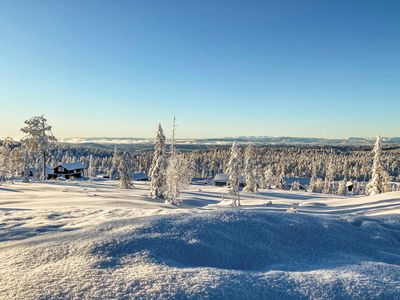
1, 116, 399, 202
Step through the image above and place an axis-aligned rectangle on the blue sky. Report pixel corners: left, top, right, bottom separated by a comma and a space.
0, 0, 399, 139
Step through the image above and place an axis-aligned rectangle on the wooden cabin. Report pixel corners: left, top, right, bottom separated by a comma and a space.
48, 162, 87, 179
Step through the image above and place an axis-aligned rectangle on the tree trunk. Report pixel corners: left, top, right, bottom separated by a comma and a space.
43, 151, 46, 181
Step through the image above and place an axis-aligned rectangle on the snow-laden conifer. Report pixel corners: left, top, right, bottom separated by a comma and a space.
243, 144, 257, 193
308, 162, 318, 192
88, 154, 96, 179
263, 168, 273, 189
367, 136, 388, 195
337, 179, 347, 195
0, 138, 13, 184
119, 152, 133, 189
164, 117, 192, 205
165, 154, 192, 205
149, 123, 167, 199
323, 158, 335, 194
110, 145, 120, 180
9, 146, 22, 183
226, 142, 242, 206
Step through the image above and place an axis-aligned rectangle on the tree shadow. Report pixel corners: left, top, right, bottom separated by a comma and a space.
182, 197, 220, 207
185, 191, 226, 199
0, 223, 78, 242
0, 207, 31, 212
260, 191, 328, 201
0, 187, 23, 193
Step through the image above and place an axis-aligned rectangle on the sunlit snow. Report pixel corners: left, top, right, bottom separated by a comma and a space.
1, 180, 400, 299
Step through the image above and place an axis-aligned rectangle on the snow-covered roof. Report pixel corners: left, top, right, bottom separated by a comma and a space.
213, 173, 245, 183
56, 162, 86, 170
213, 173, 229, 182
346, 181, 354, 187
132, 172, 148, 180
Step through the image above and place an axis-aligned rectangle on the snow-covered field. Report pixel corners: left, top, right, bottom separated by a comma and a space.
1, 180, 400, 299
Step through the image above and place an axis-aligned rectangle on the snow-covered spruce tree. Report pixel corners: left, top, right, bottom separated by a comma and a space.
165, 153, 181, 204
165, 154, 192, 205
354, 180, 366, 195
343, 158, 350, 180
243, 144, 257, 193
20, 115, 57, 181
361, 157, 368, 182
226, 142, 242, 206
263, 168, 273, 189
337, 179, 347, 195
9, 147, 22, 183
88, 154, 96, 179
118, 152, 133, 189
0, 138, 13, 184
323, 158, 335, 194
367, 136, 389, 195
149, 123, 167, 199
110, 145, 120, 180
308, 162, 318, 192
164, 117, 192, 205
277, 168, 285, 189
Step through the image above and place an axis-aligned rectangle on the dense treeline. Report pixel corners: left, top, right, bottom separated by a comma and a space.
2, 140, 400, 185
1, 115, 399, 197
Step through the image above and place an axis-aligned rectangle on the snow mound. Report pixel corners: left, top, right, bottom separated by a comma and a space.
92, 210, 400, 272
2, 209, 400, 298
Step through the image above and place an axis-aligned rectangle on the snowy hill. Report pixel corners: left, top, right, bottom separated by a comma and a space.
1, 181, 400, 299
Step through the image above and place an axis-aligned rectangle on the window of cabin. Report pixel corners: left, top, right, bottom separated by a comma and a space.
58, 167, 64, 172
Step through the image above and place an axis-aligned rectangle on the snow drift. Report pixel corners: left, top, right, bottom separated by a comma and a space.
2, 209, 400, 299
93, 210, 400, 272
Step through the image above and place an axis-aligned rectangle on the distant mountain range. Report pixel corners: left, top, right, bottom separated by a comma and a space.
60, 136, 400, 146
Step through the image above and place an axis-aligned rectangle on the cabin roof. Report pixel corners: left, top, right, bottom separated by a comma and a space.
213, 173, 245, 183
213, 173, 229, 182
133, 172, 148, 180
56, 162, 86, 170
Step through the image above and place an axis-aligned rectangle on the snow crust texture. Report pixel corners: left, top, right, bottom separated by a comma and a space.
1, 182, 400, 299
1, 210, 400, 299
